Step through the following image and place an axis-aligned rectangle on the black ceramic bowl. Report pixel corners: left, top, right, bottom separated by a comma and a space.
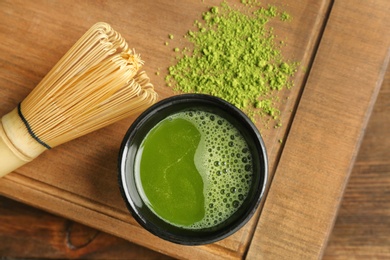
118, 94, 268, 245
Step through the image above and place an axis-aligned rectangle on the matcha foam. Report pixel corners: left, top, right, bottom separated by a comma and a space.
167, 110, 253, 229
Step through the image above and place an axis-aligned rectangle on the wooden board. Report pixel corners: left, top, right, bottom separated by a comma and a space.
323, 63, 390, 259
0, 0, 388, 259
247, 0, 390, 258
0, 64, 389, 259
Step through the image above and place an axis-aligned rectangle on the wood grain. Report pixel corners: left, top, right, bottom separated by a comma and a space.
0, 0, 331, 259
0, 195, 171, 259
323, 57, 390, 259
0, 65, 389, 259
247, 0, 390, 259
0, 0, 389, 259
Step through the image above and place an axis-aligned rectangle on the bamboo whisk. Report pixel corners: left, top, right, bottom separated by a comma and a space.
0, 22, 157, 177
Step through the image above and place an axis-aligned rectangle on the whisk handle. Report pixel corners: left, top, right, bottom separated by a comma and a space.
0, 128, 29, 177
0, 109, 47, 177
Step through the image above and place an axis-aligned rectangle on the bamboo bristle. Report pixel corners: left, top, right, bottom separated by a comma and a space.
19, 22, 157, 148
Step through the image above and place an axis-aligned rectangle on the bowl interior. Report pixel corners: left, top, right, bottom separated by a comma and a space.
118, 94, 268, 245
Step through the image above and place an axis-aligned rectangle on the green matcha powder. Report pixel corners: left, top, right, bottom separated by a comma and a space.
165, 1, 298, 124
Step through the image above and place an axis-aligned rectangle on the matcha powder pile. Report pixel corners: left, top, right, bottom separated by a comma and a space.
165, 1, 298, 124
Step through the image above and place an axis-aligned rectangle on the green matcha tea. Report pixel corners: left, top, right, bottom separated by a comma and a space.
134, 110, 253, 229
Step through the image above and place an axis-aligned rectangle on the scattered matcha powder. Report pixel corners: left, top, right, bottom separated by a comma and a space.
280, 11, 291, 21
165, 1, 298, 124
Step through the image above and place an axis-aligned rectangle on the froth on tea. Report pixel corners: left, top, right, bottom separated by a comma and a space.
134, 109, 254, 229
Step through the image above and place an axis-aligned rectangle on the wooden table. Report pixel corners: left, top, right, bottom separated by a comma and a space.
324, 62, 390, 258
0, 70, 389, 259
0, 0, 389, 259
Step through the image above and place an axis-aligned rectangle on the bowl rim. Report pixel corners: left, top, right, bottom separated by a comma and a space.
118, 93, 268, 245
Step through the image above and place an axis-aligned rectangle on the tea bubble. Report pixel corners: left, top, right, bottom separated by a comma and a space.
168, 110, 253, 229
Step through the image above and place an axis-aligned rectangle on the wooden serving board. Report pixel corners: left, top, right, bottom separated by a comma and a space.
0, 0, 389, 259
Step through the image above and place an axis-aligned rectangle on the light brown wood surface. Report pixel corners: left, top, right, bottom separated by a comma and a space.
0, 0, 389, 259
0, 65, 389, 258
323, 48, 390, 259
247, 0, 390, 258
